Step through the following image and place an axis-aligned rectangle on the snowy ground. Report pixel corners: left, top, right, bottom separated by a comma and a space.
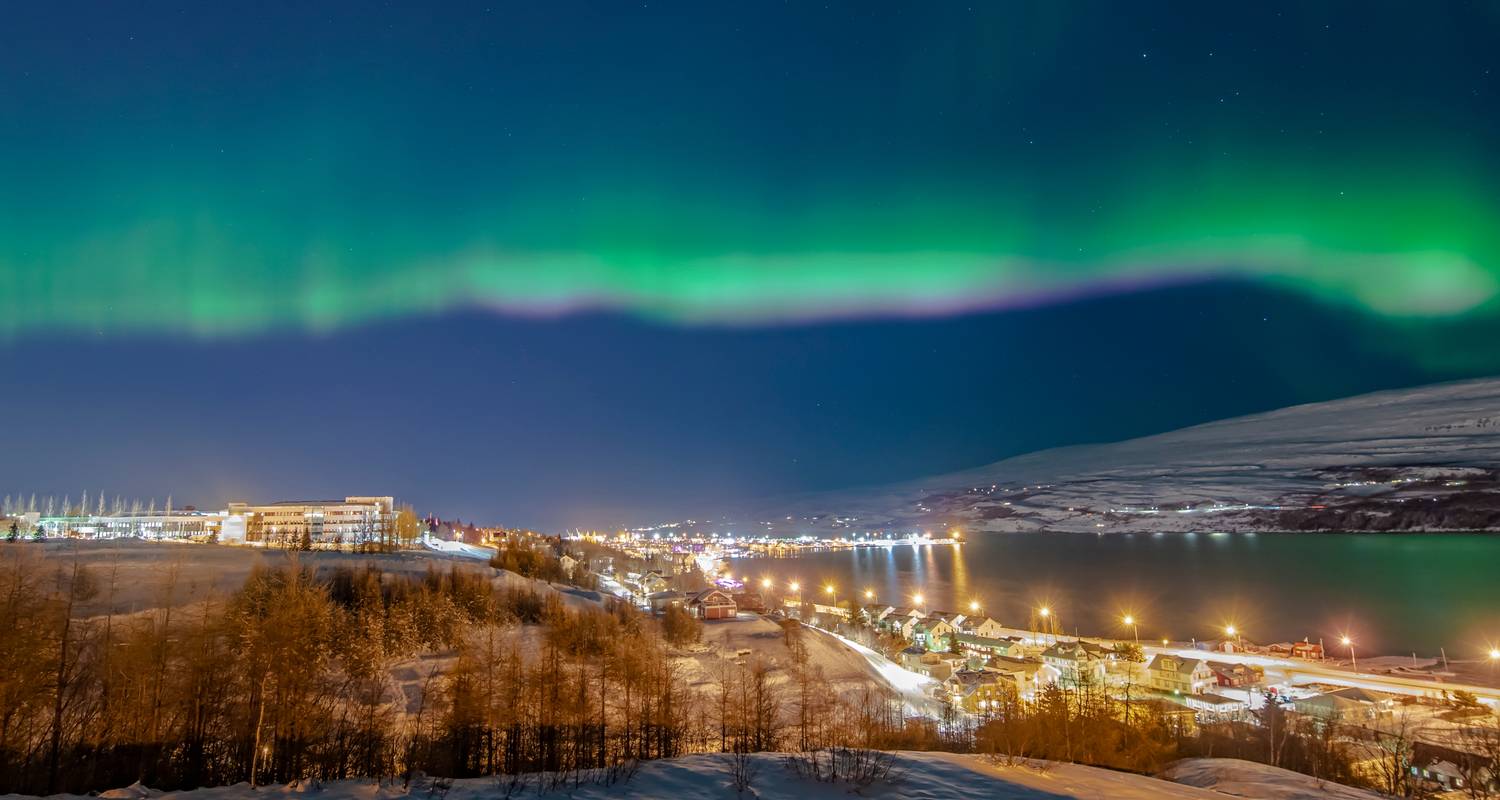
10, 538, 601, 616
2, 753, 1390, 800
674, 616, 918, 708
1163, 758, 1391, 799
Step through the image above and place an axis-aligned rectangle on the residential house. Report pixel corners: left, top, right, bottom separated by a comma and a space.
731, 591, 766, 614
637, 571, 669, 595
1291, 640, 1325, 660
859, 604, 894, 625
1268, 639, 1325, 660
962, 616, 1007, 639
945, 670, 1012, 714
900, 647, 963, 681
687, 587, 737, 620
1146, 654, 1216, 695
1292, 687, 1395, 723
1186, 693, 1250, 721
1042, 640, 1110, 688
988, 656, 1047, 699
919, 615, 959, 650
1206, 661, 1262, 689
558, 554, 578, 579
878, 606, 916, 635
954, 632, 1018, 659
646, 590, 684, 614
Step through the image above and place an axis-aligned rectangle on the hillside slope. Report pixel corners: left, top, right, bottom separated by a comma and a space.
769, 378, 1500, 533
1, 752, 1384, 800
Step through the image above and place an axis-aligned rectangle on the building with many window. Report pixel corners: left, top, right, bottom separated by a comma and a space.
227, 496, 394, 546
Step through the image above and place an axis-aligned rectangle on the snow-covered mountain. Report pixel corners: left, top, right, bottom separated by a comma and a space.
765, 378, 1500, 533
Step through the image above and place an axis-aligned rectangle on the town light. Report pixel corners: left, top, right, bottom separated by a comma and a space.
864, 589, 874, 599
969, 599, 981, 613
1123, 615, 1134, 626
1342, 636, 1357, 671
761, 578, 772, 589
1491, 648, 1500, 661
913, 593, 925, 606
789, 581, 800, 593
1038, 606, 1050, 617
825, 585, 835, 595
1225, 624, 1237, 637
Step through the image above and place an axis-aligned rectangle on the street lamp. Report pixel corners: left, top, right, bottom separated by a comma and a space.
864, 588, 875, 600
1341, 635, 1357, 672
789, 581, 800, 594
913, 592, 925, 608
1123, 614, 1139, 645
969, 599, 981, 614
761, 578, 772, 589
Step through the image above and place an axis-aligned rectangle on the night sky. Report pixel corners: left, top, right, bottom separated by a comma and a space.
3, 2, 1498, 528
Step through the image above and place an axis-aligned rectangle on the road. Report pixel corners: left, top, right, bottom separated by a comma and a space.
999, 625, 1500, 707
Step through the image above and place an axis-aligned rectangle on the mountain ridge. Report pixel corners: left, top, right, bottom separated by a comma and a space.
756, 377, 1500, 533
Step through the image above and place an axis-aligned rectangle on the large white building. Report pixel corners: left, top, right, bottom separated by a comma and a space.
227, 496, 394, 546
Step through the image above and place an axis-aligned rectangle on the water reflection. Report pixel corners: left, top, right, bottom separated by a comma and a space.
733, 532, 1500, 657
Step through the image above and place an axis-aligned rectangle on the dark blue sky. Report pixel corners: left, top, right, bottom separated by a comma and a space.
2, 280, 1479, 529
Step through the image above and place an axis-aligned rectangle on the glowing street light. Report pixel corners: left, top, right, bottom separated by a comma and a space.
913, 592, 925, 607
789, 581, 800, 593
1341, 635, 1357, 672
864, 588, 875, 600
969, 599, 981, 613
761, 578, 772, 589
1490, 648, 1500, 661
1038, 606, 1050, 618
1224, 624, 1237, 637
1123, 614, 1139, 644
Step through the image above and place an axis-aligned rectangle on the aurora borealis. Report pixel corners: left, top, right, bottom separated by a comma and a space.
3, 2, 1498, 336
4, 1, 1500, 525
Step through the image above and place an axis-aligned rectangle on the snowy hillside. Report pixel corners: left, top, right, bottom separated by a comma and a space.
766, 378, 1500, 533
1, 752, 1384, 800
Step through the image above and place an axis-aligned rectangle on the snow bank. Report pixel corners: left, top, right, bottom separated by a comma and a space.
3, 752, 1240, 800
1163, 757, 1390, 799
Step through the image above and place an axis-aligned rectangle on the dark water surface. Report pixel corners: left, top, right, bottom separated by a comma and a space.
731, 532, 1500, 658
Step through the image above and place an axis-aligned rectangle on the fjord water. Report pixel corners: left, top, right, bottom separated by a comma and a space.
733, 532, 1500, 658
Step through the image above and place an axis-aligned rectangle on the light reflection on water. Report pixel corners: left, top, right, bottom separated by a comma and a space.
730, 532, 1500, 657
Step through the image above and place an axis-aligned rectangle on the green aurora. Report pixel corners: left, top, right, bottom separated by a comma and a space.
2, 2, 1497, 337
